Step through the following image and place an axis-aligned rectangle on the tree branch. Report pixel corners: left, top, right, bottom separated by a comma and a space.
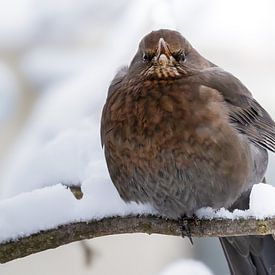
1, 215, 275, 264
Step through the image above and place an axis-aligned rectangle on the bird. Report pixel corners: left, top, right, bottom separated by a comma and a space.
101, 29, 275, 275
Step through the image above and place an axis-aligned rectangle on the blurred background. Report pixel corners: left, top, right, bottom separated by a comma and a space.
0, 0, 274, 274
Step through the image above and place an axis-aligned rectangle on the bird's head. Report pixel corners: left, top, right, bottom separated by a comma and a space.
128, 29, 214, 80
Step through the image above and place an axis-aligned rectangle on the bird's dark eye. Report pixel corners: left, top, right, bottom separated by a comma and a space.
143, 52, 154, 62
173, 51, 186, 62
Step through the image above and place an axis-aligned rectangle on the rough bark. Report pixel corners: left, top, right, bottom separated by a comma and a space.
0, 215, 274, 264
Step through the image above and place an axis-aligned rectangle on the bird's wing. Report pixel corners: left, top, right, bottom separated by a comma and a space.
100, 66, 128, 147
196, 68, 275, 273
198, 68, 275, 152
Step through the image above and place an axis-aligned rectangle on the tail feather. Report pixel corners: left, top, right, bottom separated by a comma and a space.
220, 235, 275, 275
219, 183, 275, 275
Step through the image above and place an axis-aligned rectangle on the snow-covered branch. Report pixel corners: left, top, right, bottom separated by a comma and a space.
0, 183, 275, 264
1, 215, 275, 264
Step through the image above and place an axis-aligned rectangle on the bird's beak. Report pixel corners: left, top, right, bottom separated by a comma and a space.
156, 38, 172, 66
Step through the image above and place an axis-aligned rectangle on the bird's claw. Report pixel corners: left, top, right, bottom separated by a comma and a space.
179, 216, 193, 245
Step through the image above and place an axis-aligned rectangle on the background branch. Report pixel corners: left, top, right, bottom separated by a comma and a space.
0, 215, 275, 264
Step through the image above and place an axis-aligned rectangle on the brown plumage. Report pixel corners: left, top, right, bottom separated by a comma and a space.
101, 29, 275, 274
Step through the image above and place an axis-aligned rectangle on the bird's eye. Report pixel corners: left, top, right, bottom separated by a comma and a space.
143, 52, 154, 62
173, 51, 186, 62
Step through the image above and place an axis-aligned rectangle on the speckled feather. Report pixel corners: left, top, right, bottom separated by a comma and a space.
101, 29, 275, 275
101, 63, 272, 218
102, 75, 258, 217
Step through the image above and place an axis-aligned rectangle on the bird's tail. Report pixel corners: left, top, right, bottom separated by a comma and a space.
219, 235, 275, 275
219, 186, 275, 275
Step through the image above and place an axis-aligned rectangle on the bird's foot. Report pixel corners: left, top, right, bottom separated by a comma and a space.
178, 216, 193, 245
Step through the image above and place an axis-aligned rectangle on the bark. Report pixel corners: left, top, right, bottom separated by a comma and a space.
0, 215, 274, 264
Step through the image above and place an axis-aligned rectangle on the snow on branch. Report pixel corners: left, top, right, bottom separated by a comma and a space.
1, 183, 275, 264
0, 215, 275, 263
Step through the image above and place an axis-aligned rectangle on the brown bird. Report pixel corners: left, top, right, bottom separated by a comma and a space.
101, 29, 275, 274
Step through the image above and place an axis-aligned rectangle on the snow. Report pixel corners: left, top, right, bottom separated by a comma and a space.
0, 69, 104, 196
0, 0, 36, 50
20, 48, 95, 90
3, 120, 102, 192
0, 183, 155, 243
159, 259, 213, 275
0, 0, 129, 51
196, 207, 250, 220
0, 62, 19, 123
0, 29, 128, 196
249, 183, 275, 219
197, 183, 275, 220
0, 182, 275, 243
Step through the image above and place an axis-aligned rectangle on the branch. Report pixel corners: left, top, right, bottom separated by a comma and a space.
1, 215, 275, 264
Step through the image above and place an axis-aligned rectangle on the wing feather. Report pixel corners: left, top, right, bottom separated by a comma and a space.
198, 68, 275, 152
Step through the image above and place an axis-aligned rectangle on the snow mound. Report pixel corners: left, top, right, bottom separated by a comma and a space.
159, 259, 213, 275
197, 183, 275, 220
0, 182, 155, 243
249, 183, 275, 219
